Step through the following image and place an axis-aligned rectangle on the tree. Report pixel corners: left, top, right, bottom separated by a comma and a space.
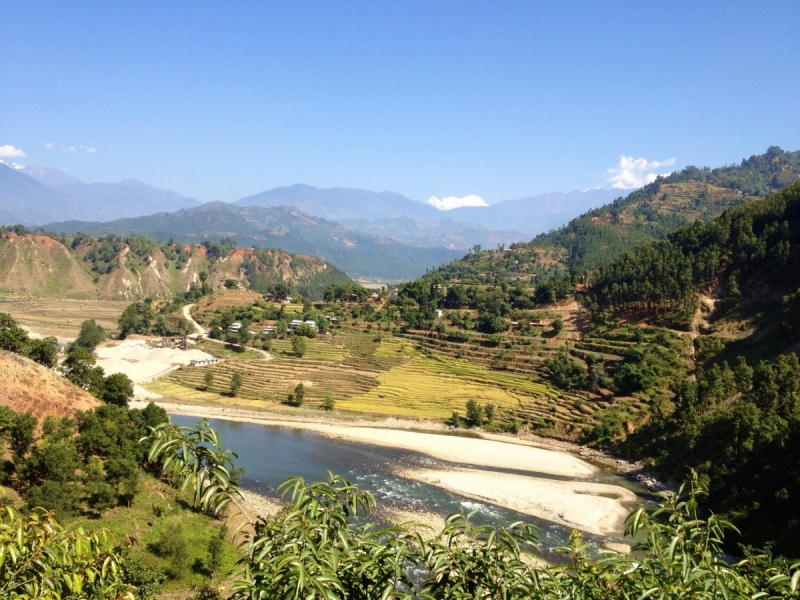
444, 285, 468, 309
552, 318, 564, 334
60, 347, 106, 398
73, 319, 107, 351
117, 300, 155, 338
224, 279, 238, 289
0, 312, 30, 354
294, 324, 317, 338
102, 372, 134, 407
203, 370, 214, 390
291, 335, 307, 357
24, 337, 59, 368
783, 288, 800, 342
465, 399, 483, 427
0, 313, 57, 367
286, 383, 305, 407
484, 403, 496, 423
322, 395, 335, 411
9, 412, 37, 461
230, 372, 243, 396
544, 347, 586, 389
478, 313, 507, 334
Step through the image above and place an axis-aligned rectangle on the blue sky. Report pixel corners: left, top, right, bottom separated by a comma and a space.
1, 1, 798, 204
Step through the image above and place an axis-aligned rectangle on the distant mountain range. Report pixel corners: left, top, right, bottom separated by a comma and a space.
337, 216, 524, 250
234, 183, 620, 236
47, 203, 464, 279
1, 160, 621, 278
0, 162, 199, 223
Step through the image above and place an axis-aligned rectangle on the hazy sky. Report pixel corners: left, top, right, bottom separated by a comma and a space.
1, 1, 798, 203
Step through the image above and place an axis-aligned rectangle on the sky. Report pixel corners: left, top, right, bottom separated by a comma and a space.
1, 1, 798, 204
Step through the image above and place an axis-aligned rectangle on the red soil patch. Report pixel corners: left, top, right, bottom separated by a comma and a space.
0, 351, 100, 422
232, 248, 255, 258
2, 233, 61, 249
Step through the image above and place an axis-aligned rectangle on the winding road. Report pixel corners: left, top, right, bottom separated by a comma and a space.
182, 303, 273, 361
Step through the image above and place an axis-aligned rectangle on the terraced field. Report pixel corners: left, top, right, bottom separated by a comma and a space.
159, 357, 380, 407
269, 337, 350, 361
146, 330, 608, 430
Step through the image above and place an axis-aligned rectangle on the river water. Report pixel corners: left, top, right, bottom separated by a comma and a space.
172, 415, 648, 555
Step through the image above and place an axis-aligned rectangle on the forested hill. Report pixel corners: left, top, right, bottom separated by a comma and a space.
585, 182, 800, 555
590, 181, 800, 312
427, 146, 800, 284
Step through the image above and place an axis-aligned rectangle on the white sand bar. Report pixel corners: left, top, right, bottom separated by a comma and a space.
404, 468, 637, 537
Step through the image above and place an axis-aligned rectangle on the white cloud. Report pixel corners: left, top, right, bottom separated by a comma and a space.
605, 155, 675, 189
86, 147, 97, 153
66, 146, 76, 152
0, 144, 26, 158
427, 194, 489, 210
44, 142, 54, 149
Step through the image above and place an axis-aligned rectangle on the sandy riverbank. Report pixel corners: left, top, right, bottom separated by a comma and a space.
132, 401, 596, 478
132, 401, 642, 537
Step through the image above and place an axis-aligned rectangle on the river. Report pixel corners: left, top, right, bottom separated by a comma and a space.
172, 415, 651, 555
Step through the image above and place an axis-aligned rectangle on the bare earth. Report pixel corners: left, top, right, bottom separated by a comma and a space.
131, 401, 639, 537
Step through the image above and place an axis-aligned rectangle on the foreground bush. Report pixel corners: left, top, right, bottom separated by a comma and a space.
0, 505, 129, 599
145, 420, 800, 599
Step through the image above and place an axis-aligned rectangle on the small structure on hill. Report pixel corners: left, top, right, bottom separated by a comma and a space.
189, 357, 220, 367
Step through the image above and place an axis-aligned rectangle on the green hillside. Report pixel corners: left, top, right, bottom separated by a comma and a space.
375, 182, 800, 555
428, 147, 800, 284
580, 182, 800, 555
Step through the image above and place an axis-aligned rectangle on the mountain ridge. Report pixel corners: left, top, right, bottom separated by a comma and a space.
0, 227, 350, 300
45, 202, 464, 279
0, 163, 200, 224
